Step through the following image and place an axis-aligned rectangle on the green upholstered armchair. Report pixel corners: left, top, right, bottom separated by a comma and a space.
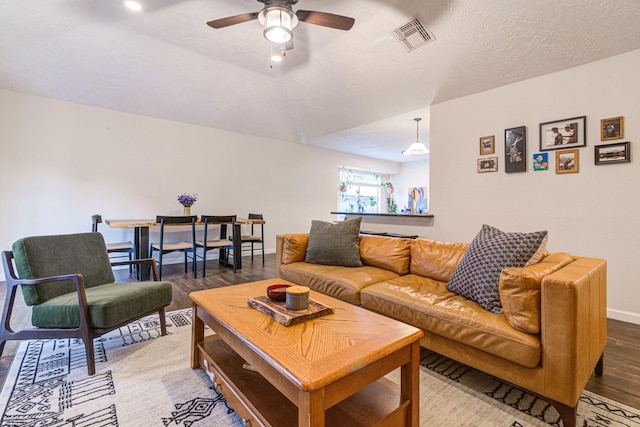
0, 232, 173, 375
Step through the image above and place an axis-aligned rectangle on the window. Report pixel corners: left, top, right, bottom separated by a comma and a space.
337, 168, 393, 213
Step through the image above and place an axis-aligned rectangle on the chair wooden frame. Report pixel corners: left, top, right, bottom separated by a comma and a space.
196, 215, 237, 276
240, 213, 265, 264
150, 215, 198, 280
0, 253, 167, 376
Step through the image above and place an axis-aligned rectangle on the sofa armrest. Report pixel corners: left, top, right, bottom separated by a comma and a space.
540, 257, 607, 405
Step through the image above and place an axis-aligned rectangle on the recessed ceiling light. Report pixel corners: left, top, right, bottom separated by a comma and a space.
124, 1, 142, 12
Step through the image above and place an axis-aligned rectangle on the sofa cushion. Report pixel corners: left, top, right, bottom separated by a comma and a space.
410, 239, 469, 281
305, 217, 363, 267
361, 275, 541, 368
279, 262, 399, 305
282, 234, 309, 264
499, 252, 574, 334
359, 235, 412, 275
446, 224, 548, 314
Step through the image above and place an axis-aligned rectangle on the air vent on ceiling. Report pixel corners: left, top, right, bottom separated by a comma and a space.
394, 18, 435, 51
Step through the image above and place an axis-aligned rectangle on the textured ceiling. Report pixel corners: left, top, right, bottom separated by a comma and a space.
2, 0, 640, 162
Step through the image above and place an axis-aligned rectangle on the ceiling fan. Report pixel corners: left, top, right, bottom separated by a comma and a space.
206, 0, 355, 51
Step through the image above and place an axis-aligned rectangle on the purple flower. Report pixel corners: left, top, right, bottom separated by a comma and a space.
177, 193, 198, 207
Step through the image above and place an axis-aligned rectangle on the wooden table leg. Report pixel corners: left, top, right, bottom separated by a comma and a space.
298, 389, 325, 427
401, 340, 420, 427
191, 303, 205, 369
233, 223, 242, 270
134, 226, 151, 280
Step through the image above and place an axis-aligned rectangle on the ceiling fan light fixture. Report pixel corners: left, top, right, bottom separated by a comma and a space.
260, 7, 298, 44
402, 118, 430, 155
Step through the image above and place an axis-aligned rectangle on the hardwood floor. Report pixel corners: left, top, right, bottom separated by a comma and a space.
0, 252, 638, 412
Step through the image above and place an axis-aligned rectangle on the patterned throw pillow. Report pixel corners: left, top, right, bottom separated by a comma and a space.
305, 217, 363, 267
446, 224, 548, 314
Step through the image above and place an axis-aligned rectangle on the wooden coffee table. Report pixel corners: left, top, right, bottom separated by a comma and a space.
190, 278, 423, 427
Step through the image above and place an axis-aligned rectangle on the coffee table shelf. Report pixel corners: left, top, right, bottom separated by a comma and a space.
197, 336, 408, 427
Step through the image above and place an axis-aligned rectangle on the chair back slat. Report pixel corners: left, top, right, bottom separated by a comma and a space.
11, 233, 114, 306
155, 215, 197, 225
201, 215, 236, 241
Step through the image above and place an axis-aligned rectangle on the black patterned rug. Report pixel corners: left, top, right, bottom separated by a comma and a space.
0, 309, 638, 426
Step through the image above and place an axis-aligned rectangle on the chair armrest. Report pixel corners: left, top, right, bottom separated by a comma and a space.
3, 249, 90, 307
110, 258, 160, 281
9, 272, 90, 307
1, 250, 92, 337
540, 257, 607, 405
10, 272, 82, 287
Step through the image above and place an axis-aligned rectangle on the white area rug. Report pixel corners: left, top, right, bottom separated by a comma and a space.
0, 309, 638, 426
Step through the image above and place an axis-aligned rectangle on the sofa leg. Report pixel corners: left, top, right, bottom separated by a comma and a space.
549, 399, 576, 427
595, 352, 604, 376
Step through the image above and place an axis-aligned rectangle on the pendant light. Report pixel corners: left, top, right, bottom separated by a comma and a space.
402, 118, 430, 155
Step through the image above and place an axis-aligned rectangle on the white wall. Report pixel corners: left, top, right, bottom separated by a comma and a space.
0, 89, 400, 279
429, 49, 640, 324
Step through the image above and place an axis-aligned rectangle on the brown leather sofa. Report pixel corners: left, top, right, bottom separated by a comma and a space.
276, 233, 607, 427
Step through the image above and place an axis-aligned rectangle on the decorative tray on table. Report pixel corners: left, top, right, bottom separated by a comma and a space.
247, 296, 333, 326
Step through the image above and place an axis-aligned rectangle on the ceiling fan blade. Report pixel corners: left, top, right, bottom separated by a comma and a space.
296, 10, 355, 31
207, 12, 259, 29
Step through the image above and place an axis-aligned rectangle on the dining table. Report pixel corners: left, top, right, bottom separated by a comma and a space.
105, 217, 265, 280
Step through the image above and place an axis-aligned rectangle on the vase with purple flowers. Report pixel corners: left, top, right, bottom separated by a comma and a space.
177, 193, 197, 216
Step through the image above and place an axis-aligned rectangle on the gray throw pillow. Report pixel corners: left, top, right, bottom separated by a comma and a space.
446, 224, 548, 314
305, 217, 363, 267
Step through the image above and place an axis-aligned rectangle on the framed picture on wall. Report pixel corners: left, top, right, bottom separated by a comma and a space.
595, 141, 630, 165
532, 153, 549, 171
539, 116, 586, 151
600, 116, 624, 140
408, 186, 428, 214
504, 126, 526, 173
556, 149, 579, 174
479, 135, 495, 155
477, 157, 498, 172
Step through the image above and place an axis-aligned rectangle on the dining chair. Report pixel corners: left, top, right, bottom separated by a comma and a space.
240, 213, 265, 265
150, 215, 198, 280
196, 215, 237, 276
91, 214, 135, 273
1, 232, 173, 376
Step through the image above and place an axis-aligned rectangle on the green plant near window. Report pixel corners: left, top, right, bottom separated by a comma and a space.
387, 197, 397, 213
368, 196, 377, 212
338, 169, 356, 196
381, 181, 396, 213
